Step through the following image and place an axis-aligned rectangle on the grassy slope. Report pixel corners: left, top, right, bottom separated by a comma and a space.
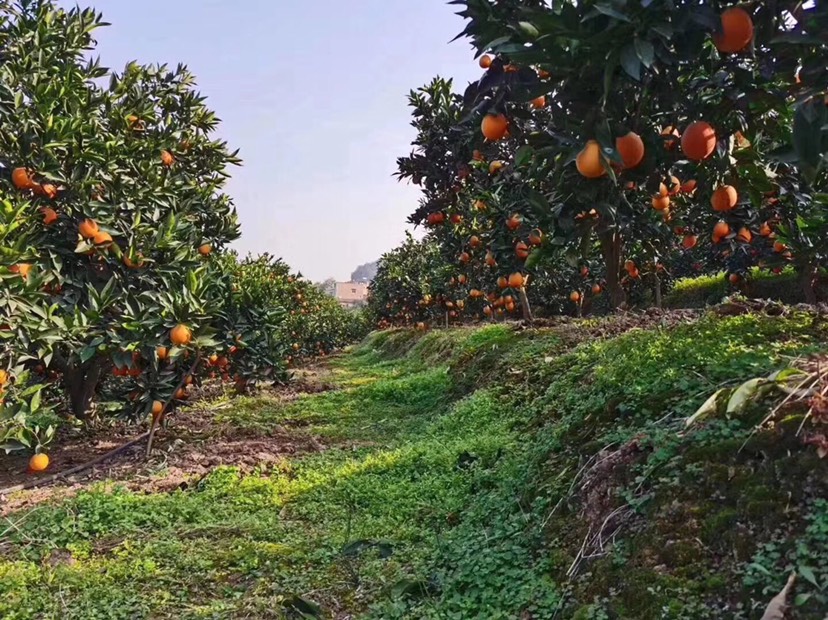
1, 312, 827, 619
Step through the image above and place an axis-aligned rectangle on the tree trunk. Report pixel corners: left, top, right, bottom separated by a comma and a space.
518, 286, 533, 323
798, 261, 818, 304
654, 271, 662, 309
599, 230, 626, 309
65, 358, 106, 419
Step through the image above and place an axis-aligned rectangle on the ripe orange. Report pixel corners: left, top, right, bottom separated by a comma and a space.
459, 251, 470, 264
616, 132, 645, 169
497, 276, 508, 289
469, 289, 483, 299
469, 235, 481, 249
483, 305, 493, 317
427, 212, 445, 226
78, 218, 99, 239
681, 121, 716, 161
652, 195, 670, 211
485, 251, 497, 267
0, 369, 7, 385
624, 259, 637, 273
682, 234, 698, 250
151, 400, 164, 416
488, 160, 504, 175
759, 222, 772, 237
528, 228, 543, 246
711, 185, 738, 212
474, 200, 487, 211
576, 140, 606, 178
11, 167, 35, 190
10, 263, 32, 279
659, 176, 681, 196
680, 179, 697, 194
472, 150, 485, 162
92, 231, 113, 246
661, 126, 680, 150
508, 272, 524, 288
41, 207, 58, 225
170, 324, 192, 347
123, 253, 144, 268
592, 283, 602, 295
515, 241, 529, 260
34, 183, 58, 199
713, 7, 754, 54
156, 346, 168, 361
531, 95, 546, 109
29, 453, 49, 472
161, 149, 175, 166
713, 221, 731, 239
506, 214, 522, 231
580, 266, 589, 277
773, 241, 787, 253
728, 273, 741, 284
457, 274, 467, 285
537, 68, 551, 79
174, 387, 188, 400
569, 291, 581, 302
450, 214, 463, 225
198, 243, 212, 256
736, 227, 752, 243
479, 54, 492, 69
481, 113, 509, 141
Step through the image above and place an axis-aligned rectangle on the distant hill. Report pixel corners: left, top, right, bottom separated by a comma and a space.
350, 261, 378, 283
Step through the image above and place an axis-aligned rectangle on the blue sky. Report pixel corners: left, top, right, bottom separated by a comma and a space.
83, 1, 481, 281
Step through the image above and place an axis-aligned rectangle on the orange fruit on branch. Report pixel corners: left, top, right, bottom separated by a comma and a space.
530, 95, 546, 109
515, 241, 529, 260
28, 453, 49, 473
151, 400, 164, 416
711, 185, 738, 212
508, 272, 524, 288
569, 291, 581, 302
161, 149, 175, 166
652, 195, 670, 211
528, 228, 543, 246
34, 183, 58, 199
41, 207, 58, 225
576, 140, 605, 178
661, 126, 680, 150
713, 7, 754, 54
713, 221, 731, 239
615, 131, 645, 169
198, 243, 212, 256
506, 213, 522, 231
481, 113, 509, 141
78, 218, 99, 239
682, 234, 698, 250
591, 283, 602, 295
170, 324, 192, 347
681, 121, 716, 161
11, 167, 35, 190
92, 231, 113, 247
479, 54, 492, 69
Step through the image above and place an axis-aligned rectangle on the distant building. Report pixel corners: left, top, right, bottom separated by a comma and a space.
335, 281, 369, 308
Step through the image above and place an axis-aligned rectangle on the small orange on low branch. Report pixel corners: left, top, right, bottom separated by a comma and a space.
41, 207, 58, 225
170, 324, 192, 347
508, 272, 524, 288
11, 167, 35, 190
479, 54, 492, 69
161, 149, 175, 166
652, 195, 670, 211
29, 453, 49, 473
78, 219, 99, 239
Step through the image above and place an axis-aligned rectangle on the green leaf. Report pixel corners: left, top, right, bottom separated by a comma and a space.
634, 38, 655, 67
514, 145, 534, 167
593, 3, 631, 22
619, 43, 641, 80
798, 565, 819, 588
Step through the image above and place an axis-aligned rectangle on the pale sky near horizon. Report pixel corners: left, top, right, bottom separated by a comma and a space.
81, 1, 481, 282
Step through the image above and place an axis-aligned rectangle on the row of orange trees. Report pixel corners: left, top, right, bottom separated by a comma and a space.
0, 2, 364, 459
380, 0, 827, 325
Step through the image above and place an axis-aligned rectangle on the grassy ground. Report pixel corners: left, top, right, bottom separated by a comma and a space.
1, 310, 827, 619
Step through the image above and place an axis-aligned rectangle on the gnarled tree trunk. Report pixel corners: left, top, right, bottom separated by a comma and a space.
798, 261, 819, 305
60, 357, 107, 419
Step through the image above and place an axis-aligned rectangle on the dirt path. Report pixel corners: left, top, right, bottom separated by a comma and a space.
0, 364, 336, 515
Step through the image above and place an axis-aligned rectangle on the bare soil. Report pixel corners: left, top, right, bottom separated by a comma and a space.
0, 367, 336, 515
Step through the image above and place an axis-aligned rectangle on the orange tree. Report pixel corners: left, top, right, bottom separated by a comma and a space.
401, 1, 828, 309
0, 1, 303, 457
367, 232, 459, 328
